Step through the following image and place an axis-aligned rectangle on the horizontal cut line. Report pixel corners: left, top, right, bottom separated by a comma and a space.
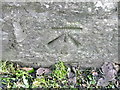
52, 27, 82, 29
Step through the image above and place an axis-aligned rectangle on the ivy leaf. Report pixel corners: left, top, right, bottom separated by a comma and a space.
36, 68, 51, 76
101, 62, 114, 75
101, 62, 117, 81
105, 69, 117, 81
68, 77, 77, 85
97, 78, 109, 87
97, 62, 117, 87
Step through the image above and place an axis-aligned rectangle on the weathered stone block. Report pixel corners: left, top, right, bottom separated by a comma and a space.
1, 2, 118, 67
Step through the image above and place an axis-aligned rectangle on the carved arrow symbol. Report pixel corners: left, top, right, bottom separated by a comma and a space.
47, 32, 81, 47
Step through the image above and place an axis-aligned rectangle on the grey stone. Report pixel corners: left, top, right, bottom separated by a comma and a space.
1, 2, 119, 67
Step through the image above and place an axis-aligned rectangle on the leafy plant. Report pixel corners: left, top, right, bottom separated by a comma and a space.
52, 61, 68, 80
0, 61, 16, 74
32, 61, 68, 88
32, 76, 48, 88
0, 61, 33, 88
0, 61, 119, 89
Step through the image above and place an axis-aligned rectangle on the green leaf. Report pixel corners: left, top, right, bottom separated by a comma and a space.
90, 80, 96, 85
28, 68, 35, 73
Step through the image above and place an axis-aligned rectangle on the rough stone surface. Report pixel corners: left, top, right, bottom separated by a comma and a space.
1, 2, 118, 67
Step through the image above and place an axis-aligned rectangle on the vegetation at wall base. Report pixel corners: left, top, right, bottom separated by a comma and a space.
0, 60, 119, 89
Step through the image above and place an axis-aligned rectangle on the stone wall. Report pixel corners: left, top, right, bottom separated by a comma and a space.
1, 2, 118, 67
